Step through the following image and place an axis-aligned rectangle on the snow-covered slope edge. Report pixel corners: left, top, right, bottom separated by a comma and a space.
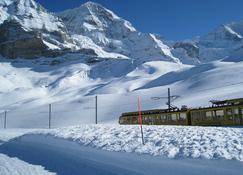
0, 153, 55, 175
44, 125, 243, 161
1, 125, 243, 162
2, 128, 243, 175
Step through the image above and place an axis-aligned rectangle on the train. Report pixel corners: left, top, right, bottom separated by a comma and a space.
119, 98, 243, 126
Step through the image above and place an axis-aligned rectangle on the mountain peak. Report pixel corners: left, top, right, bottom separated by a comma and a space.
59, 1, 136, 35
82, 1, 101, 7
79, 1, 119, 20
15, 0, 37, 7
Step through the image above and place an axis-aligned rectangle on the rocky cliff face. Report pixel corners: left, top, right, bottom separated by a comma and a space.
0, 19, 47, 59
0, 0, 75, 59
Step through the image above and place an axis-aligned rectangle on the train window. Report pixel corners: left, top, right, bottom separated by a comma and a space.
155, 116, 160, 122
119, 117, 125, 123
233, 109, 239, 115
148, 116, 154, 124
216, 110, 224, 117
191, 111, 200, 121
144, 116, 149, 123
171, 114, 177, 121
167, 114, 172, 121
206, 111, 212, 118
179, 113, 187, 120
160, 115, 167, 122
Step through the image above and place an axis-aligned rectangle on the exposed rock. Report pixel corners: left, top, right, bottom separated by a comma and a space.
0, 19, 47, 59
0, 19, 36, 42
0, 37, 48, 59
78, 48, 98, 56
174, 42, 199, 58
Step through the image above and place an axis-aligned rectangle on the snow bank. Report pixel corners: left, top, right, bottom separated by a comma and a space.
0, 129, 39, 143
2, 134, 242, 175
34, 125, 243, 162
0, 154, 55, 175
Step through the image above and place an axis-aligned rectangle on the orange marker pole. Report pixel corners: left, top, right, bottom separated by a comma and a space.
138, 96, 145, 145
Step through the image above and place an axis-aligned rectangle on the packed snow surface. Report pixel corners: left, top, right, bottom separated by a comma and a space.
1, 132, 243, 175
0, 154, 55, 175
0, 129, 39, 143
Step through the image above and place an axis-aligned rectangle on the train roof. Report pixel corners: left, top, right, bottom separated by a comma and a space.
210, 98, 243, 105
121, 98, 243, 117
121, 108, 187, 116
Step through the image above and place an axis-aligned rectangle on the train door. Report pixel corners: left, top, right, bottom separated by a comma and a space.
239, 108, 243, 125
233, 108, 241, 125
226, 108, 233, 125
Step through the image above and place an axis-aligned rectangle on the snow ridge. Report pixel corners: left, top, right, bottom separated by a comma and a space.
30, 125, 243, 162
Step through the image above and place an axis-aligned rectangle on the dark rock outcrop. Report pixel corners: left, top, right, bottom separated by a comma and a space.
0, 19, 48, 59
174, 42, 199, 58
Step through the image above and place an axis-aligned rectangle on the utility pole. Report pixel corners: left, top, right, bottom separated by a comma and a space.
95, 96, 98, 124
151, 88, 179, 110
49, 104, 51, 129
168, 88, 171, 111
138, 96, 145, 145
4, 111, 7, 129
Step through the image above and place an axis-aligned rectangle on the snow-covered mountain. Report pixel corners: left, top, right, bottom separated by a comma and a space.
57, 1, 243, 64
58, 2, 180, 63
199, 22, 243, 62
1, 0, 243, 64
0, 0, 180, 63
173, 21, 243, 63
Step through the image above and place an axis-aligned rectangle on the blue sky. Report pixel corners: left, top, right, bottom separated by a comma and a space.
36, 0, 243, 40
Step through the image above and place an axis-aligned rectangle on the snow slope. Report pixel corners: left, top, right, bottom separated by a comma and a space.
0, 127, 243, 175
1, 59, 243, 128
